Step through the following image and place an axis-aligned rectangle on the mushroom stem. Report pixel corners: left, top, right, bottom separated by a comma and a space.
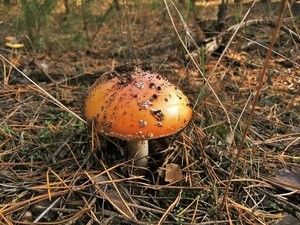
128, 140, 149, 168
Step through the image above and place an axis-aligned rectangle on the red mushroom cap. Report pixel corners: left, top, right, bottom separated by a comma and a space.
84, 64, 192, 141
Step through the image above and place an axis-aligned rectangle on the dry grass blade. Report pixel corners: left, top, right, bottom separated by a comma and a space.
0, 211, 13, 225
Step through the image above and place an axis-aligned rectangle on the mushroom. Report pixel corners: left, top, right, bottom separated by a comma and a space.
4, 36, 24, 49
84, 64, 192, 170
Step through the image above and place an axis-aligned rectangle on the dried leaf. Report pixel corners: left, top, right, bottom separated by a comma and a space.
165, 163, 183, 183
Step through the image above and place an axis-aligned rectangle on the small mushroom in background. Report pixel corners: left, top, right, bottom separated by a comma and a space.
84, 64, 192, 172
3, 36, 24, 85
4, 36, 24, 49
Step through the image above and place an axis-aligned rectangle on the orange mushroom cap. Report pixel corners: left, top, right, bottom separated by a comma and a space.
84, 64, 193, 141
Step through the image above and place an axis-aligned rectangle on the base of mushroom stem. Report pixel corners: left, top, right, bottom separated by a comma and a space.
128, 140, 149, 170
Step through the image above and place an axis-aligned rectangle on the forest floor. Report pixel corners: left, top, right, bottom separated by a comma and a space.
0, 0, 300, 224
